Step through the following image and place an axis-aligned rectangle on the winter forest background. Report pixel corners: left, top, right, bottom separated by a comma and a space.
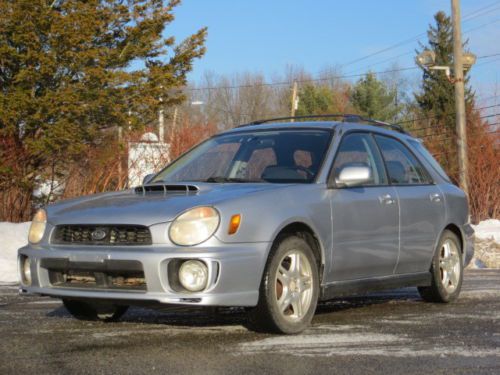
0, 1, 498, 223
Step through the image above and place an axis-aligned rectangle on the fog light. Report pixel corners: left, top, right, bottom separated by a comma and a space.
20, 257, 32, 286
178, 260, 208, 292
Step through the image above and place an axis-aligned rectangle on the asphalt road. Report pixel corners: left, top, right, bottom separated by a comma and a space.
0, 269, 499, 375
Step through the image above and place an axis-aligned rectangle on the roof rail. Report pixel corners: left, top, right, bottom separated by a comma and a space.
238, 114, 409, 134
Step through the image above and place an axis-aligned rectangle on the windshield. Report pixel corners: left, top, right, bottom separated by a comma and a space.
152, 129, 332, 184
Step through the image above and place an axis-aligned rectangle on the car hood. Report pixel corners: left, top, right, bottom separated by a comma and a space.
46, 183, 290, 226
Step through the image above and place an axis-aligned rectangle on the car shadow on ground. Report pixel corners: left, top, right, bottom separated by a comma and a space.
315, 287, 422, 316
45, 288, 422, 329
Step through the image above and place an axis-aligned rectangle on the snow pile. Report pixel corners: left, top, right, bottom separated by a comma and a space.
472, 219, 500, 243
0, 220, 499, 283
469, 220, 500, 269
0, 222, 30, 284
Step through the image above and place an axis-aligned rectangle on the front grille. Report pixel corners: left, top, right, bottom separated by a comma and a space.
52, 225, 152, 246
49, 269, 147, 291
43, 259, 147, 291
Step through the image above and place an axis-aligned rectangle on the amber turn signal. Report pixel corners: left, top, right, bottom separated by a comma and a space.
228, 214, 241, 235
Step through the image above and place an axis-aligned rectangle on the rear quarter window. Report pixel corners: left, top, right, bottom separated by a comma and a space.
407, 139, 451, 182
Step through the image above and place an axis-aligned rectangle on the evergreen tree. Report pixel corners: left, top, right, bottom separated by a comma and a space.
0, 0, 207, 220
350, 72, 400, 122
295, 83, 350, 117
415, 11, 474, 128
296, 84, 334, 116
414, 11, 474, 175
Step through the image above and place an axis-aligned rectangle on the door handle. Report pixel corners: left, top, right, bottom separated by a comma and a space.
430, 193, 442, 203
379, 194, 395, 205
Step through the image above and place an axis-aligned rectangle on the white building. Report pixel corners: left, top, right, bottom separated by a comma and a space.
128, 132, 170, 187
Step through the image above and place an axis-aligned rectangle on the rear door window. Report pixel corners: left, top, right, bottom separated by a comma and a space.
374, 135, 432, 185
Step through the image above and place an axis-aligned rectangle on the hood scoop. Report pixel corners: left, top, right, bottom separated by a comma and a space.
134, 184, 199, 195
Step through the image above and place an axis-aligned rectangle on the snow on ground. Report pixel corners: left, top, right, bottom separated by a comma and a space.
0, 220, 498, 283
472, 219, 500, 243
469, 219, 500, 269
0, 222, 30, 284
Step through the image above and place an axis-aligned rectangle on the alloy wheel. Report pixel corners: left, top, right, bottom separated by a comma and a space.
439, 239, 461, 294
275, 250, 314, 321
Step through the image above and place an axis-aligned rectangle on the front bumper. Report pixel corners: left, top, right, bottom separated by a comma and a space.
17, 242, 270, 307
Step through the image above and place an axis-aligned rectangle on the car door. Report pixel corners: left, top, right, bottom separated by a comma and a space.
373, 134, 445, 274
329, 132, 399, 281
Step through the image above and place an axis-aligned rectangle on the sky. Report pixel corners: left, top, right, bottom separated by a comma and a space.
167, 0, 500, 103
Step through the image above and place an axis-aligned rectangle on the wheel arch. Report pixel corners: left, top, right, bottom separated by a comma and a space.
443, 223, 464, 254
426, 222, 466, 271
271, 221, 325, 283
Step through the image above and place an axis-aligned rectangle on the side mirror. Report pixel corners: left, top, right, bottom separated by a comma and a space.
142, 173, 155, 185
336, 165, 371, 187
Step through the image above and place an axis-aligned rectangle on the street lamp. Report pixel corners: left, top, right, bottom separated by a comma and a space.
415, 49, 476, 82
462, 53, 477, 70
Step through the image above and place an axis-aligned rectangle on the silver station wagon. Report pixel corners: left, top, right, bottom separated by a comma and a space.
18, 115, 474, 334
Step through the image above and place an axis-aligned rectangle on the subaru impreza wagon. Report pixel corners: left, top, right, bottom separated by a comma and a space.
18, 114, 474, 333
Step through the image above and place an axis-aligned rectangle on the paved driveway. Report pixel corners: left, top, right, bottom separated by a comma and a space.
0, 269, 498, 374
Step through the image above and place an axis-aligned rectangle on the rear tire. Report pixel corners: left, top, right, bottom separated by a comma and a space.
248, 235, 319, 334
62, 299, 129, 322
418, 230, 463, 303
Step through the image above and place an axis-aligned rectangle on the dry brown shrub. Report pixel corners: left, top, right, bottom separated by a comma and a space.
167, 119, 217, 160
0, 135, 33, 222
420, 110, 499, 223
466, 111, 500, 221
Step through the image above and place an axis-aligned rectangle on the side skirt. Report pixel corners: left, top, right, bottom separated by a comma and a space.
320, 272, 432, 301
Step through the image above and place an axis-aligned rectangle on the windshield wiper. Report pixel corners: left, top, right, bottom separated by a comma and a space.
204, 176, 253, 183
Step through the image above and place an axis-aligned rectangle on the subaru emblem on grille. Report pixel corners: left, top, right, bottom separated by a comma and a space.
91, 229, 107, 241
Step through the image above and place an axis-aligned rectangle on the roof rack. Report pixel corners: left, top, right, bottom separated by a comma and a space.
238, 114, 409, 134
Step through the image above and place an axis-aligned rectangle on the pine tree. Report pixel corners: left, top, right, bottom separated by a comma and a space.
415, 11, 474, 128
350, 72, 400, 122
0, 0, 207, 221
295, 83, 351, 117
296, 84, 334, 116
414, 11, 474, 175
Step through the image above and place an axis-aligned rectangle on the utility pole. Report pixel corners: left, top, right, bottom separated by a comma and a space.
172, 106, 178, 131
290, 81, 298, 122
158, 96, 165, 142
451, 0, 469, 197
158, 108, 165, 142
117, 126, 123, 188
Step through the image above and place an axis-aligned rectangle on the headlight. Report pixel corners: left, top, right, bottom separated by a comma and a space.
28, 209, 47, 244
178, 260, 208, 292
169, 207, 220, 246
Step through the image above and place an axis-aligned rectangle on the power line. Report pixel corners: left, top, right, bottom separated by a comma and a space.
337, 1, 500, 70
182, 2, 500, 94
462, 0, 500, 20
477, 52, 500, 59
477, 56, 500, 67
187, 66, 418, 92
344, 7, 500, 76
186, 49, 498, 93
397, 103, 500, 127
419, 114, 500, 136
346, 51, 415, 75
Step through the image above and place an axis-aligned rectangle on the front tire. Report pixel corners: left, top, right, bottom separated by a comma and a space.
418, 230, 463, 303
248, 235, 319, 334
62, 299, 129, 322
